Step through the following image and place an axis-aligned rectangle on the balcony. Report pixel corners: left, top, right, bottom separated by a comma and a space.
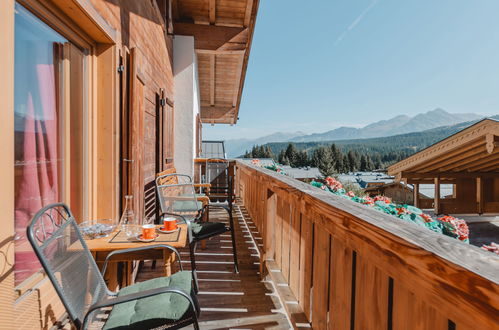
132, 159, 499, 329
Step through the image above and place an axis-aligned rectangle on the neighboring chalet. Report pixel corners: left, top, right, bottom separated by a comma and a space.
365, 182, 418, 204
388, 118, 499, 215
1, 0, 258, 328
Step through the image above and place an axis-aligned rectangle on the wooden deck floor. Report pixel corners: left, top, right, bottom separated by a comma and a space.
136, 204, 293, 329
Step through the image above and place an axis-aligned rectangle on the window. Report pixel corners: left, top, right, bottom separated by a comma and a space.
14, 3, 86, 285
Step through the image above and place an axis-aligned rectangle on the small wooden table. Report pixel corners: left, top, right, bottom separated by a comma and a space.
85, 224, 187, 290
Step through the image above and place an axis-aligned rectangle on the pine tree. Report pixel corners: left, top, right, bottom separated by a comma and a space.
314, 147, 335, 178
284, 143, 298, 166
359, 155, 368, 171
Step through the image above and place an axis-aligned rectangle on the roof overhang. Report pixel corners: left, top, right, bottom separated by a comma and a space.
387, 119, 499, 183
172, 0, 259, 124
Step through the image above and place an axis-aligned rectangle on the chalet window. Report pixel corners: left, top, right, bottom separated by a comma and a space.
13, 3, 87, 285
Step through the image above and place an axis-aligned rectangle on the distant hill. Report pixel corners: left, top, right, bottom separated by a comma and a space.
225, 131, 305, 158
262, 116, 499, 157
226, 109, 484, 157
290, 108, 482, 142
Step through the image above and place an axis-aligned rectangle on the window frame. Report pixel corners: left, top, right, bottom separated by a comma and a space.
13, 0, 94, 294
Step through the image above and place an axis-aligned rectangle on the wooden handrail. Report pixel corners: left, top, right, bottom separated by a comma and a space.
235, 160, 499, 329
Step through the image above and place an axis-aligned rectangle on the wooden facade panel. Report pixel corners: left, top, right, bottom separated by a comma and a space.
354, 255, 389, 330
298, 215, 313, 321
392, 280, 448, 330
311, 226, 330, 329
274, 196, 284, 268
288, 206, 301, 299
280, 200, 291, 282
329, 239, 353, 330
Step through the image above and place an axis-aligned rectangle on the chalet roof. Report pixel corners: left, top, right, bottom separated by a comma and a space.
387, 118, 499, 181
173, 0, 259, 124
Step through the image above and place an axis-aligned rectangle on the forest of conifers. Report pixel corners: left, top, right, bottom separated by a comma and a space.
242, 118, 494, 176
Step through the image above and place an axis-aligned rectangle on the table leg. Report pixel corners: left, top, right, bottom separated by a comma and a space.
106, 262, 118, 291
163, 251, 176, 276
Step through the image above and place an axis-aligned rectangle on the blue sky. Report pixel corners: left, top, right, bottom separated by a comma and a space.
204, 0, 499, 140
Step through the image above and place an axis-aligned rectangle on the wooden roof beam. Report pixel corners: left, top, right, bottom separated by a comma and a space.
232, 54, 245, 107
421, 144, 486, 172
452, 149, 499, 172
402, 171, 499, 179
200, 105, 235, 121
174, 23, 247, 51
209, 0, 216, 24
244, 0, 254, 27
407, 139, 484, 172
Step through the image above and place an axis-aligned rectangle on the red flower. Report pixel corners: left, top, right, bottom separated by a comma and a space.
438, 215, 469, 241
346, 191, 355, 197
421, 213, 433, 223
374, 195, 391, 204
396, 207, 407, 215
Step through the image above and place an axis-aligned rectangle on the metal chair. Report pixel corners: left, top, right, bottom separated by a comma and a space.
156, 173, 239, 292
27, 203, 200, 330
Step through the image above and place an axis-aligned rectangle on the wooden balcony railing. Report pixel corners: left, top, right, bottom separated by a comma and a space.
235, 160, 499, 329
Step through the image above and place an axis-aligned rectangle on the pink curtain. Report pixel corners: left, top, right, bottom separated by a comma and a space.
14, 64, 59, 285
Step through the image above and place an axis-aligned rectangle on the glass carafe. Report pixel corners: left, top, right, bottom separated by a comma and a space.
120, 195, 139, 237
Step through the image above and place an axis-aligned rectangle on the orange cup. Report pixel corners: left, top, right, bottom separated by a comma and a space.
163, 217, 178, 231
142, 224, 156, 240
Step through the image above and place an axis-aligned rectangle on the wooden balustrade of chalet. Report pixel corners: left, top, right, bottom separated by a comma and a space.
235, 160, 499, 330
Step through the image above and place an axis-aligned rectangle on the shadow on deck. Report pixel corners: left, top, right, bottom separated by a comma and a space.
136, 204, 294, 329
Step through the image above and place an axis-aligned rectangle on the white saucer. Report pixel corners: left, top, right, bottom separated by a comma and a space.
157, 227, 180, 234
136, 233, 159, 242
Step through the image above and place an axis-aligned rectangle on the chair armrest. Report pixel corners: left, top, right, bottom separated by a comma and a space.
83, 286, 198, 329
193, 183, 211, 188
101, 244, 183, 276
196, 196, 210, 205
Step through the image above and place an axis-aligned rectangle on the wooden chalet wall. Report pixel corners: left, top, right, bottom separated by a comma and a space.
1, 1, 178, 328
236, 160, 499, 330
89, 0, 175, 220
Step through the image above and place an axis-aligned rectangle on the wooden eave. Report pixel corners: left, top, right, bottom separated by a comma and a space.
173, 0, 259, 124
387, 119, 499, 181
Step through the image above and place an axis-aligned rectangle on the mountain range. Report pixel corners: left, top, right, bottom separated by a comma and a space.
225, 109, 485, 157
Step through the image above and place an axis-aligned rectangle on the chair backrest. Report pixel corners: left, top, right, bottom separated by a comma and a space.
205, 158, 233, 202
156, 173, 200, 218
27, 203, 110, 328
156, 167, 179, 186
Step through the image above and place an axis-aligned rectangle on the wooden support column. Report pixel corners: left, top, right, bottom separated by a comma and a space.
434, 177, 440, 215
413, 183, 419, 207
477, 176, 483, 214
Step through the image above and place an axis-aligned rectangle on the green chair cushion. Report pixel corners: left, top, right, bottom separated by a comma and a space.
172, 200, 203, 213
191, 221, 227, 237
103, 271, 193, 330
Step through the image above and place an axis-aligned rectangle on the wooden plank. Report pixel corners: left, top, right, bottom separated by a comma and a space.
209, 0, 216, 24
477, 176, 483, 214
209, 54, 215, 105
354, 255, 389, 330
280, 200, 291, 282
298, 215, 313, 321
275, 196, 283, 268
173, 22, 245, 50
232, 53, 245, 107
392, 280, 447, 330
311, 225, 330, 329
434, 176, 440, 215
288, 206, 301, 298
243, 0, 253, 27
329, 238, 353, 330
265, 191, 276, 261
